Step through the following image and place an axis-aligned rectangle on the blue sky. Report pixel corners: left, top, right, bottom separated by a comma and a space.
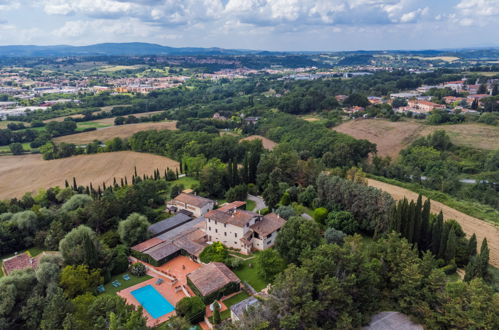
0, 0, 498, 51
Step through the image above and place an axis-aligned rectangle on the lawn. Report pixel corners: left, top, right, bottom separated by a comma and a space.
77, 121, 112, 131
219, 291, 251, 320
246, 199, 256, 211
171, 176, 200, 189
233, 257, 269, 292
100, 272, 152, 295
0, 142, 33, 154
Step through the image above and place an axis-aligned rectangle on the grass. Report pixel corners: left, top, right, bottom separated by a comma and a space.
218, 291, 251, 321
171, 176, 200, 189
0, 247, 46, 278
368, 174, 499, 225
233, 257, 269, 292
100, 272, 152, 295
76, 121, 112, 131
0, 142, 33, 154
246, 199, 256, 211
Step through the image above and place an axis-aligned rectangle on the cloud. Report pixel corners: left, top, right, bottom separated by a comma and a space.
0, 0, 19, 11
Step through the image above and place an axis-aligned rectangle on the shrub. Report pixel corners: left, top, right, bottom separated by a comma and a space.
129, 262, 146, 277
324, 228, 346, 245
225, 257, 243, 270
326, 211, 359, 235
441, 260, 457, 275
200, 242, 228, 263
175, 296, 205, 324
275, 205, 295, 220
313, 207, 328, 225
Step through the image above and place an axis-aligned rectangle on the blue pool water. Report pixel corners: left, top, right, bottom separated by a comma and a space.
131, 285, 175, 319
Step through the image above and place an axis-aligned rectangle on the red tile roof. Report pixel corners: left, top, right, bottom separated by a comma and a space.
218, 201, 246, 212
205, 209, 257, 227
172, 193, 213, 208
2, 253, 37, 275
252, 213, 286, 237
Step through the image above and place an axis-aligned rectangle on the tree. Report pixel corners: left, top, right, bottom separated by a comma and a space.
175, 296, 205, 324
213, 302, 221, 324
324, 228, 346, 245
479, 238, 489, 277
59, 265, 103, 297
444, 227, 457, 262
59, 225, 109, 268
114, 116, 125, 125
313, 207, 328, 225
225, 184, 248, 202
129, 262, 146, 276
275, 205, 296, 220
199, 242, 228, 263
326, 211, 358, 235
275, 216, 322, 264
60, 194, 92, 212
431, 211, 444, 255
468, 233, 477, 257
256, 249, 286, 282
117, 213, 150, 247
9, 142, 24, 155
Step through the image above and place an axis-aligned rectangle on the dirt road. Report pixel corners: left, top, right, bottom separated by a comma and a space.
368, 179, 499, 268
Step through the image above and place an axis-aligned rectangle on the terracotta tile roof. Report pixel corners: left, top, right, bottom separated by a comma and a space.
218, 201, 246, 212
131, 237, 164, 253
188, 262, 240, 296
251, 213, 286, 237
205, 209, 258, 227
172, 193, 214, 208
2, 253, 37, 275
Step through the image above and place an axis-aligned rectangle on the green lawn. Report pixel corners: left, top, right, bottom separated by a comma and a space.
234, 257, 269, 292
223, 291, 250, 307
246, 199, 256, 211
100, 272, 152, 295
77, 122, 112, 131
171, 176, 200, 189
0, 142, 33, 154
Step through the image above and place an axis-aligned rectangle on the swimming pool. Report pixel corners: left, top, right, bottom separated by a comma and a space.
131, 285, 175, 319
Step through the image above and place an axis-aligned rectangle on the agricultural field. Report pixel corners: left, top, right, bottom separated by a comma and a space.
240, 135, 278, 150
54, 121, 177, 144
0, 151, 179, 200
368, 178, 499, 269
88, 110, 167, 125
333, 119, 499, 157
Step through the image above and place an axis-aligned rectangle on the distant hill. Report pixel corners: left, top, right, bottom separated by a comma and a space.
0, 43, 262, 57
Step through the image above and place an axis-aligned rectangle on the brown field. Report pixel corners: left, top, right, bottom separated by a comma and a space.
368, 178, 499, 268
88, 111, 167, 125
0, 151, 179, 200
43, 114, 85, 123
54, 121, 177, 144
333, 119, 499, 157
240, 135, 278, 150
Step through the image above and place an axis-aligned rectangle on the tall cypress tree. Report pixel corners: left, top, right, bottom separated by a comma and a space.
439, 222, 450, 259
232, 160, 239, 186
444, 227, 457, 262
242, 154, 249, 184
413, 194, 423, 245
479, 238, 489, 277
407, 200, 416, 243
431, 211, 444, 255
73, 177, 77, 191
65, 180, 69, 188
419, 199, 431, 251
468, 233, 477, 257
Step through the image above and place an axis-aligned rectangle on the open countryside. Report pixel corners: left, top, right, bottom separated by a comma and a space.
54, 121, 177, 144
0, 151, 178, 199
334, 119, 499, 157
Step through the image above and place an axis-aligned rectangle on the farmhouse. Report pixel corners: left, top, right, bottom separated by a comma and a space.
205, 203, 285, 254
166, 193, 214, 217
406, 100, 445, 113
187, 262, 241, 303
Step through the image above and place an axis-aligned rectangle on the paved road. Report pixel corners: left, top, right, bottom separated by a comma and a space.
248, 194, 266, 211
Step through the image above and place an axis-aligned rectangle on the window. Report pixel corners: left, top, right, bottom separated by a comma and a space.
224, 232, 227, 236
234, 242, 237, 245
208, 219, 210, 223
224, 223, 226, 228
267, 233, 272, 239
234, 233, 237, 238
215, 229, 218, 233
209, 227, 211, 231
215, 220, 217, 225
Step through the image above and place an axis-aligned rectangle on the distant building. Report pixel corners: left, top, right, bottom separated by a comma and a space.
167, 193, 214, 217
2, 253, 38, 276
407, 100, 445, 113
443, 80, 465, 92
390, 92, 421, 99
335, 94, 348, 102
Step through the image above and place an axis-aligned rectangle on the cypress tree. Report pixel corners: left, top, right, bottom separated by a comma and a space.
113, 177, 117, 186
413, 194, 423, 245
232, 160, 239, 186
73, 177, 77, 191
97, 186, 102, 197
407, 200, 416, 243
444, 227, 457, 262
175, 168, 179, 179
85, 186, 90, 195
179, 159, 183, 174
134, 166, 138, 177
479, 238, 489, 277
464, 256, 479, 282
419, 199, 431, 251
468, 233, 477, 257
400, 198, 409, 237
439, 222, 450, 259
227, 160, 233, 187
242, 154, 249, 184
125, 177, 128, 185
431, 211, 444, 255
65, 180, 69, 188
103, 182, 107, 190
164, 169, 168, 180
121, 178, 124, 187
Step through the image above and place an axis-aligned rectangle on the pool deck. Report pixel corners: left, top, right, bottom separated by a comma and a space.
119, 256, 202, 327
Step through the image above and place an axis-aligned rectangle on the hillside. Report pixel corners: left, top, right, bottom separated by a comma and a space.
0, 151, 179, 199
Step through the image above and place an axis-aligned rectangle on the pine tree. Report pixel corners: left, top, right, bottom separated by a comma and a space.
431, 211, 444, 255
444, 227, 457, 262
468, 233, 477, 257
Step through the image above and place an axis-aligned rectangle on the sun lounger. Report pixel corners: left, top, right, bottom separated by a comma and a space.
155, 278, 164, 285
123, 274, 131, 281
97, 285, 105, 293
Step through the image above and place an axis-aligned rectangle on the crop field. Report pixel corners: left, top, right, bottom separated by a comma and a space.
0, 151, 179, 200
88, 111, 167, 125
368, 178, 499, 269
333, 119, 499, 157
240, 135, 278, 150
54, 121, 177, 144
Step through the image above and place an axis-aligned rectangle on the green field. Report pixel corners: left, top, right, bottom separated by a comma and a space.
172, 176, 200, 189
220, 291, 250, 320
234, 255, 268, 292
246, 199, 256, 211
77, 121, 112, 131
0, 143, 34, 154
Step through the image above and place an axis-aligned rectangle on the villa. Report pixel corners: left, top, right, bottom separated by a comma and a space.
205, 203, 286, 254
166, 193, 215, 217
187, 262, 241, 304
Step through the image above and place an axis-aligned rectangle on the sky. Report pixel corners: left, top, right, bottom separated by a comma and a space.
0, 0, 498, 51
